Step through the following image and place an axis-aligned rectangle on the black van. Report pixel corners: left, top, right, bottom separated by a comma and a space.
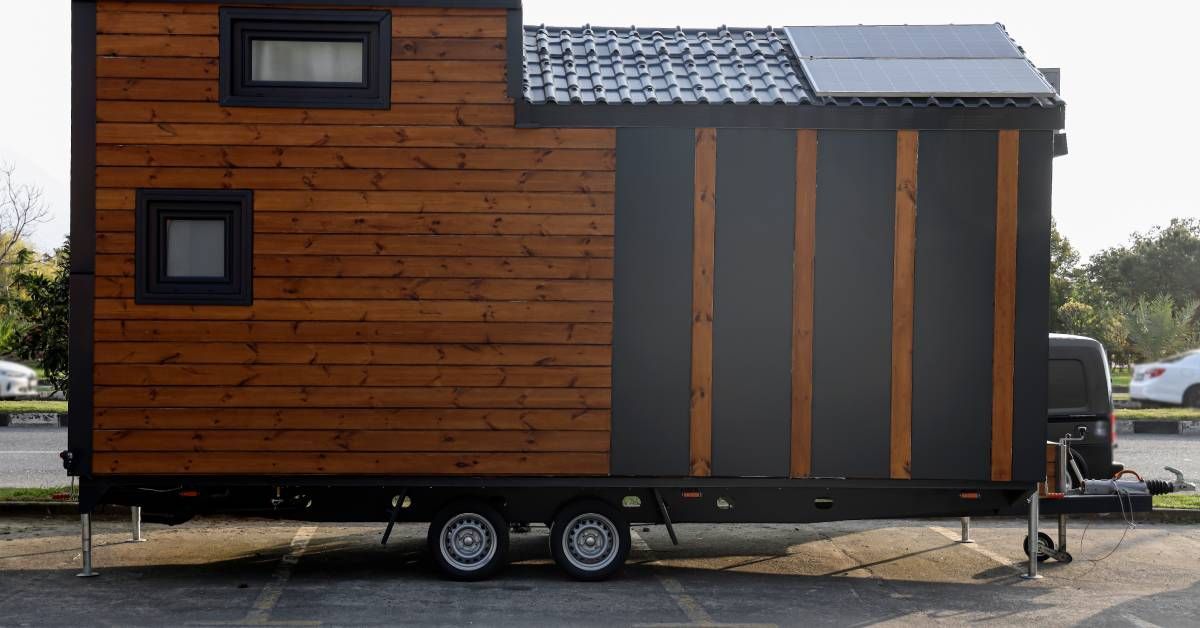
1047, 334, 1120, 479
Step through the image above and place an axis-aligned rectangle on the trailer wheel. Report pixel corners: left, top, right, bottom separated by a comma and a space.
550, 499, 630, 581
427, 500, 509, 581
1022, 532, 1055, 563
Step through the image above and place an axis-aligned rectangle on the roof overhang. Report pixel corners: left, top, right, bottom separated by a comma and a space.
515, 101, 1066, 131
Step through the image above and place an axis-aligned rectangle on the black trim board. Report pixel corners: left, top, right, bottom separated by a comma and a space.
911, 131, 998, 481
85, 474, 1034, 491
711, 128, 795, 477
505, 8, 523, 101
80, 0, 521, 6
516, 102, 1066, 131
610, 129, 694, 476
810, 131, 896, 479
1012, 131, 1054, 482
69, 0, 96, 480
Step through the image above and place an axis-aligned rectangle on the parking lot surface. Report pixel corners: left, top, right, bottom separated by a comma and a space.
1, 515, 1197, 626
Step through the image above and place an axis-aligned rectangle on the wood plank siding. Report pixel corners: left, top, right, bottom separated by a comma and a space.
91, 2, 615, 476
689, 128, 717, 476
890, 131, 918, 480
790, 130, 817, 478
991, 130, 1021, 481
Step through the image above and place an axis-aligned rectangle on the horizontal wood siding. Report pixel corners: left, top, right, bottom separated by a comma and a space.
92, 1, 614, 476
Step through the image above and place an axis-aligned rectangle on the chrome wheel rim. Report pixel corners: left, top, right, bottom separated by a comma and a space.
439, 513, 496, 572
561, 513, 619, 572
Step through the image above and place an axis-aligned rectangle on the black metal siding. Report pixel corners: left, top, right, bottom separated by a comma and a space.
711, 129, 795, 477
1012, 131, 1054, 482
811, 131, 897, 478
911, 131, 998, 481
609, 128, 695, 476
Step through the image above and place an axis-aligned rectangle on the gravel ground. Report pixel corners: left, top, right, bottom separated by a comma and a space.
2, 515, 1198, 626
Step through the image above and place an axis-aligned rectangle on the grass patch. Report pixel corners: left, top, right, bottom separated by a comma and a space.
1111, 371, 1131, 388
0, 399, 67, 414
1117, 407, 1200, 421
0, 486, 71, 502
1154, 493, 1200, 510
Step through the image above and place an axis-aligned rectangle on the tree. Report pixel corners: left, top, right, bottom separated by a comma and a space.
0, 163, 50, 269
5, 239, 69, 396
1056, 298, 1129, 363
1086, 218, 1200, 307
1120, 295, 1199, 362
1048, 218, 1080, 329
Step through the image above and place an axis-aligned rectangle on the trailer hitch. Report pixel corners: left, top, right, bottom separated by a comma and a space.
1165, 466, 1197, 493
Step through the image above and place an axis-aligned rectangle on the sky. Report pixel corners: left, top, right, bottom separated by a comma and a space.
0, 1, 1195, 258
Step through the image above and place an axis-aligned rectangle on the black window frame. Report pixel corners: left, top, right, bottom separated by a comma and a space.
135, 189, 254, 306
219, 8, 391, 109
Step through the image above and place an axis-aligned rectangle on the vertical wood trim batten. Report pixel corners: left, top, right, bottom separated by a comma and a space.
991, 129, 1021, 481
791, 130, 817, 478
890, 130, 919, 480
690, 128, 717, 476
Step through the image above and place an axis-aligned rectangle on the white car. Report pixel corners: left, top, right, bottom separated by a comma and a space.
0, 360, 38, 399
1130, 349, 1200, 408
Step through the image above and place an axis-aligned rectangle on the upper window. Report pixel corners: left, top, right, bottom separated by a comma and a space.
219, 8, 391, 109
135, 189, 253, 305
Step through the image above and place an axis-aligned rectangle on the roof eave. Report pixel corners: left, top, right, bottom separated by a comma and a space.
514, 101, 1066, 131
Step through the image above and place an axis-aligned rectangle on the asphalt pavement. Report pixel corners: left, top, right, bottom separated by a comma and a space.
1116, 431, 1200, 482
0, 426, 66, 488
3, 427, 1198, 488
1, 515, 1198, 626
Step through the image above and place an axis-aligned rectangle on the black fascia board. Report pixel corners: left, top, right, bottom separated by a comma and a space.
506, 8, 524, 101
69, 0, 97, 481
515, 101, 1067, 131
76, 0, 521, 6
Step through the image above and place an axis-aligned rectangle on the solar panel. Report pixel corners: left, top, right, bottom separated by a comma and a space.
785, 24, 1022, 59
799, 58, 1056, 97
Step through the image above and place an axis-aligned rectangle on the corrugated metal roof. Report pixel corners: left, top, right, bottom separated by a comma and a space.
523, 25, 1061, 108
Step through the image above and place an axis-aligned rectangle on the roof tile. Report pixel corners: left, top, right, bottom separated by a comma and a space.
523, 25, 1060, 108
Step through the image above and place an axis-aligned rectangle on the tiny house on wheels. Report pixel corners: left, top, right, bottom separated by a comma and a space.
70, 0, 1069, 580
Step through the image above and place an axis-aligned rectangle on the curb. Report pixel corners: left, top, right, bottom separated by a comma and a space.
1115, 420, 1200, 435
0, 412, 68, 428
0, 501, 130, 517
1137, 508, 1200, 524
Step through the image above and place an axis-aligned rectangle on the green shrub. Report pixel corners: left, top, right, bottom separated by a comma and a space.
4, 239, 69, 396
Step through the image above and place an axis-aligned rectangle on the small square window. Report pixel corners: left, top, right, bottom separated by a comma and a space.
219, 8, 391, 109
165, 219, 227, 278
135, 190, 253, 305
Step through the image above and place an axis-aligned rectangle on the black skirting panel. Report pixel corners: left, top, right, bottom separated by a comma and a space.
711, 129, 796, 477
610, 128, 695, 476
911, 131, 998, 481
811, 131, 897, 478
1011, 131, 1054, 482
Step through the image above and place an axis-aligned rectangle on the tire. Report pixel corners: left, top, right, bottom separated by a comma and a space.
1184, 386, 1200, 409
1068, 448, 1090, 481
1022, 532, 1054, 563
427, 500, 509, 581
549, 499, 630, 581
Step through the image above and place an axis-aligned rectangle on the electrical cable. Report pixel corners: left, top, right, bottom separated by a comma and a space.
1078, 486, 1136, 563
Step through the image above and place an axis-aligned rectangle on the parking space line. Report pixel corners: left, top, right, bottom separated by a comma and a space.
928, 526, 1022, 574
241, 525, 320, 626
631, 529, 776, 628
